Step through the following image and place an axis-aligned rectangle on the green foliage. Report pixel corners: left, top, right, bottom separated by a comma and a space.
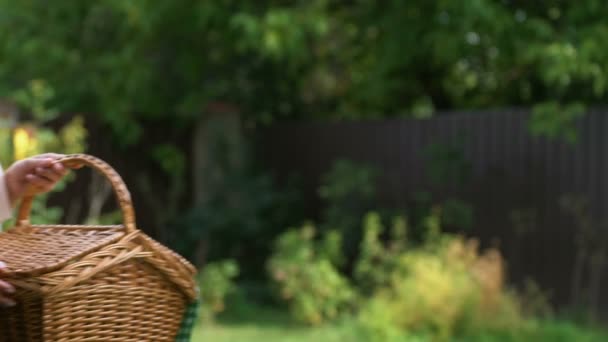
319, 159, 377, 227
518, 279, 553, 318
558, 194, 607, 319
317, 229, 346, 267
357, 235, 522, 342
319, 159, 378, 257
267, 209, 547, 341
56, 116, 88, 154
171, 118, 302, 278
198, 260, 240, 322
530, 102, 585, 144
267, 224, 356, 325
172, 149, 301, 279
441, 199, 475, 231
405, 192, 475, 240
3, 1, 606, 143
150, 143, 186, 176
424, 142, 472, 187
1, 82, 87, 229
263, 211, 599, 342
354, 212, 408, 295
135, 142, 188, 233
355, 213, 523, 341
11, 79, 58, 123
420, 142, 475, 232
0, 0, 334, 142
85, 210, 122, 226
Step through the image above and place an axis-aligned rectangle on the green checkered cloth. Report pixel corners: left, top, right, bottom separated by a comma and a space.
175, 289, 201, 342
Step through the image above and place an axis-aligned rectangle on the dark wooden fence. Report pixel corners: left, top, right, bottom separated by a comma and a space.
258, 109, 608, 314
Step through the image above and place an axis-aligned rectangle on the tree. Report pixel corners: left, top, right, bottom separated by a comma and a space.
0, 1, 606, 143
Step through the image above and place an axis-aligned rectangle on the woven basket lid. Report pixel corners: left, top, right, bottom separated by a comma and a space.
0, 226, 125, 277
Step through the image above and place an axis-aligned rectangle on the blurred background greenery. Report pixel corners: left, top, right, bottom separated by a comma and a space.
1, 1, 608, 341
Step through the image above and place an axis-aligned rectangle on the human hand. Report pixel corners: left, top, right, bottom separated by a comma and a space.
0, 261, 15, 307
4, 153, 69, 206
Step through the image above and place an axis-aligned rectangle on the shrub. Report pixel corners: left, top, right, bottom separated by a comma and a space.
267, 224, 356, 325
318, 159, 379, 259
354, 212, 408, 295
268, 209, 527, 340
319, 159, 378, 229
357, 235, 524, 341
198, 260, 240, 322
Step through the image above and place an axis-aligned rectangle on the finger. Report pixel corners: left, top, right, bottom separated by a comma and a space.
24, 158, 55, 170
35, 167, 63, 182
25, 174, 54, 190
60, 160, 84, 169
0, 280, 15, 295
51, 163, 68, 175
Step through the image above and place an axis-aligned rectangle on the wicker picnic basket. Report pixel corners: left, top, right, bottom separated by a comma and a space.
0, 154, 198, 341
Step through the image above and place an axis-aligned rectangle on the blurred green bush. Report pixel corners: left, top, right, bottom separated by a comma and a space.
267, 223, 355, 325
357, 235, 521, 341
267, 211, 531, 341
198, 259, 240, 322
318, 159, 379, 262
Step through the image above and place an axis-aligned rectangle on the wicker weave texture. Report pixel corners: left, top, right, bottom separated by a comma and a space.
0, 154, 197, 342
0, 227, 123, 276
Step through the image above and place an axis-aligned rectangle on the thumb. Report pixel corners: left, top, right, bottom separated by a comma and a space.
61, 160, 84, 169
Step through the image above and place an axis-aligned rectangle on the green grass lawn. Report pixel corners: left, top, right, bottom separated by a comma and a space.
192, 322, 608, 342
192, 322, 358, 342
191, 304, 361, 342
189, 303, 608, 342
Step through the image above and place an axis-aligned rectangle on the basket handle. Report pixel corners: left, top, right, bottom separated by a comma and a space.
16, 154, 137, 232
